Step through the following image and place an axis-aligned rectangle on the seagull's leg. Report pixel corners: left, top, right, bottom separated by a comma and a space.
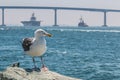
40, 56, 48, 71
32, 57, 37, 69
40, 56, 45, 68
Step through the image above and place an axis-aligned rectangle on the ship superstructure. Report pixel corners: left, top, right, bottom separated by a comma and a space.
78, 17, 88, 27
21, 13, 41, 26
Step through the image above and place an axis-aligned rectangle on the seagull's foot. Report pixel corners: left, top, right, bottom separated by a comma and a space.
32, 67, 40, 72
41, 65, 49, 72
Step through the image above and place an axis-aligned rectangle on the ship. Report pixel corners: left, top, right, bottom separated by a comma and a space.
78, 17, 88, 27
21, 13, 41, 26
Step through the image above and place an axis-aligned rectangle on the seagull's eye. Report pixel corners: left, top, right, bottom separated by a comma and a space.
41, 31, 44, 33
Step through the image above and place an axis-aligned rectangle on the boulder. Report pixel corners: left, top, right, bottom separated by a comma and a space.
0, 66, 81, 80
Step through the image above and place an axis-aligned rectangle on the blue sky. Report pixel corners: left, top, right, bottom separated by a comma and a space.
1, 0, 120, 26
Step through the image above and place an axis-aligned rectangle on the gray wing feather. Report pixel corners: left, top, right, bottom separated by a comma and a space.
22, 38, 33, 51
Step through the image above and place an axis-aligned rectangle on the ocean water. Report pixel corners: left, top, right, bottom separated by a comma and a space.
0, 26, 120, 80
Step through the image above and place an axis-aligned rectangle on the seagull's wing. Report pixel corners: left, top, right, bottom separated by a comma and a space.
22, 38, 33, 51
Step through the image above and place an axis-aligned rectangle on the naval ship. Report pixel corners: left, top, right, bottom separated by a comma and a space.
21, 13, 41, 26
78, 17, 88, 27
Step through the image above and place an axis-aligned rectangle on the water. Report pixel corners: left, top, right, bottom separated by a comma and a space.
0, 26, 120, 80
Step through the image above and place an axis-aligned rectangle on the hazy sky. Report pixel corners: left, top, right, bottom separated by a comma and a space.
1, 0, 120, 26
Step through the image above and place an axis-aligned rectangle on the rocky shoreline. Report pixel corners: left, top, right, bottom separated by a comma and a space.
0, 63, 81, 80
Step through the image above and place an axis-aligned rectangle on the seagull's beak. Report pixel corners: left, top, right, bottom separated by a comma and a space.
45, 33, 52, 37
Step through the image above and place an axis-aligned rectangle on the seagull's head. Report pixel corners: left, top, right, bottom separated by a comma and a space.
35, 29, 52, 38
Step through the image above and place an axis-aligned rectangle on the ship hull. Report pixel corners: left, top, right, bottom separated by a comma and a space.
78, 23, 88, 27
21, 21, 40, 26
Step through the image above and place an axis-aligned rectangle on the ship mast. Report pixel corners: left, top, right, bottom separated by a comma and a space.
31, 13, 36, 21
80, 17, 84, 23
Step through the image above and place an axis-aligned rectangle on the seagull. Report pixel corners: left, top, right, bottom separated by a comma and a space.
22, 29, 52, 70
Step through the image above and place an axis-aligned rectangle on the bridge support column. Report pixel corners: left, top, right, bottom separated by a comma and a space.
53, 9, 58, 26
103, 11, 107, 27
1, 8, 6, 26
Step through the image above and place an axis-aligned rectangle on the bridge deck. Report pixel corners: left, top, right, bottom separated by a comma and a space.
0, 6, 120, 12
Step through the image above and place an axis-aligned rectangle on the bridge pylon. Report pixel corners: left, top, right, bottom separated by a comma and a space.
1, 8, 6, 26
53, 9, 59, 26
102, 11, 107, 27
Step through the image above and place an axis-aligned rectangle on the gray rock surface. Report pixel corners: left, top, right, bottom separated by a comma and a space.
0, 67, 81, 80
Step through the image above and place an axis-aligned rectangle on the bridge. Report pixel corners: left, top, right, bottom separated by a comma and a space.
1, 6, 120, 26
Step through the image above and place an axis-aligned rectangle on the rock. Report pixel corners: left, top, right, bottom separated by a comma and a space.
0, 67, 81, 80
